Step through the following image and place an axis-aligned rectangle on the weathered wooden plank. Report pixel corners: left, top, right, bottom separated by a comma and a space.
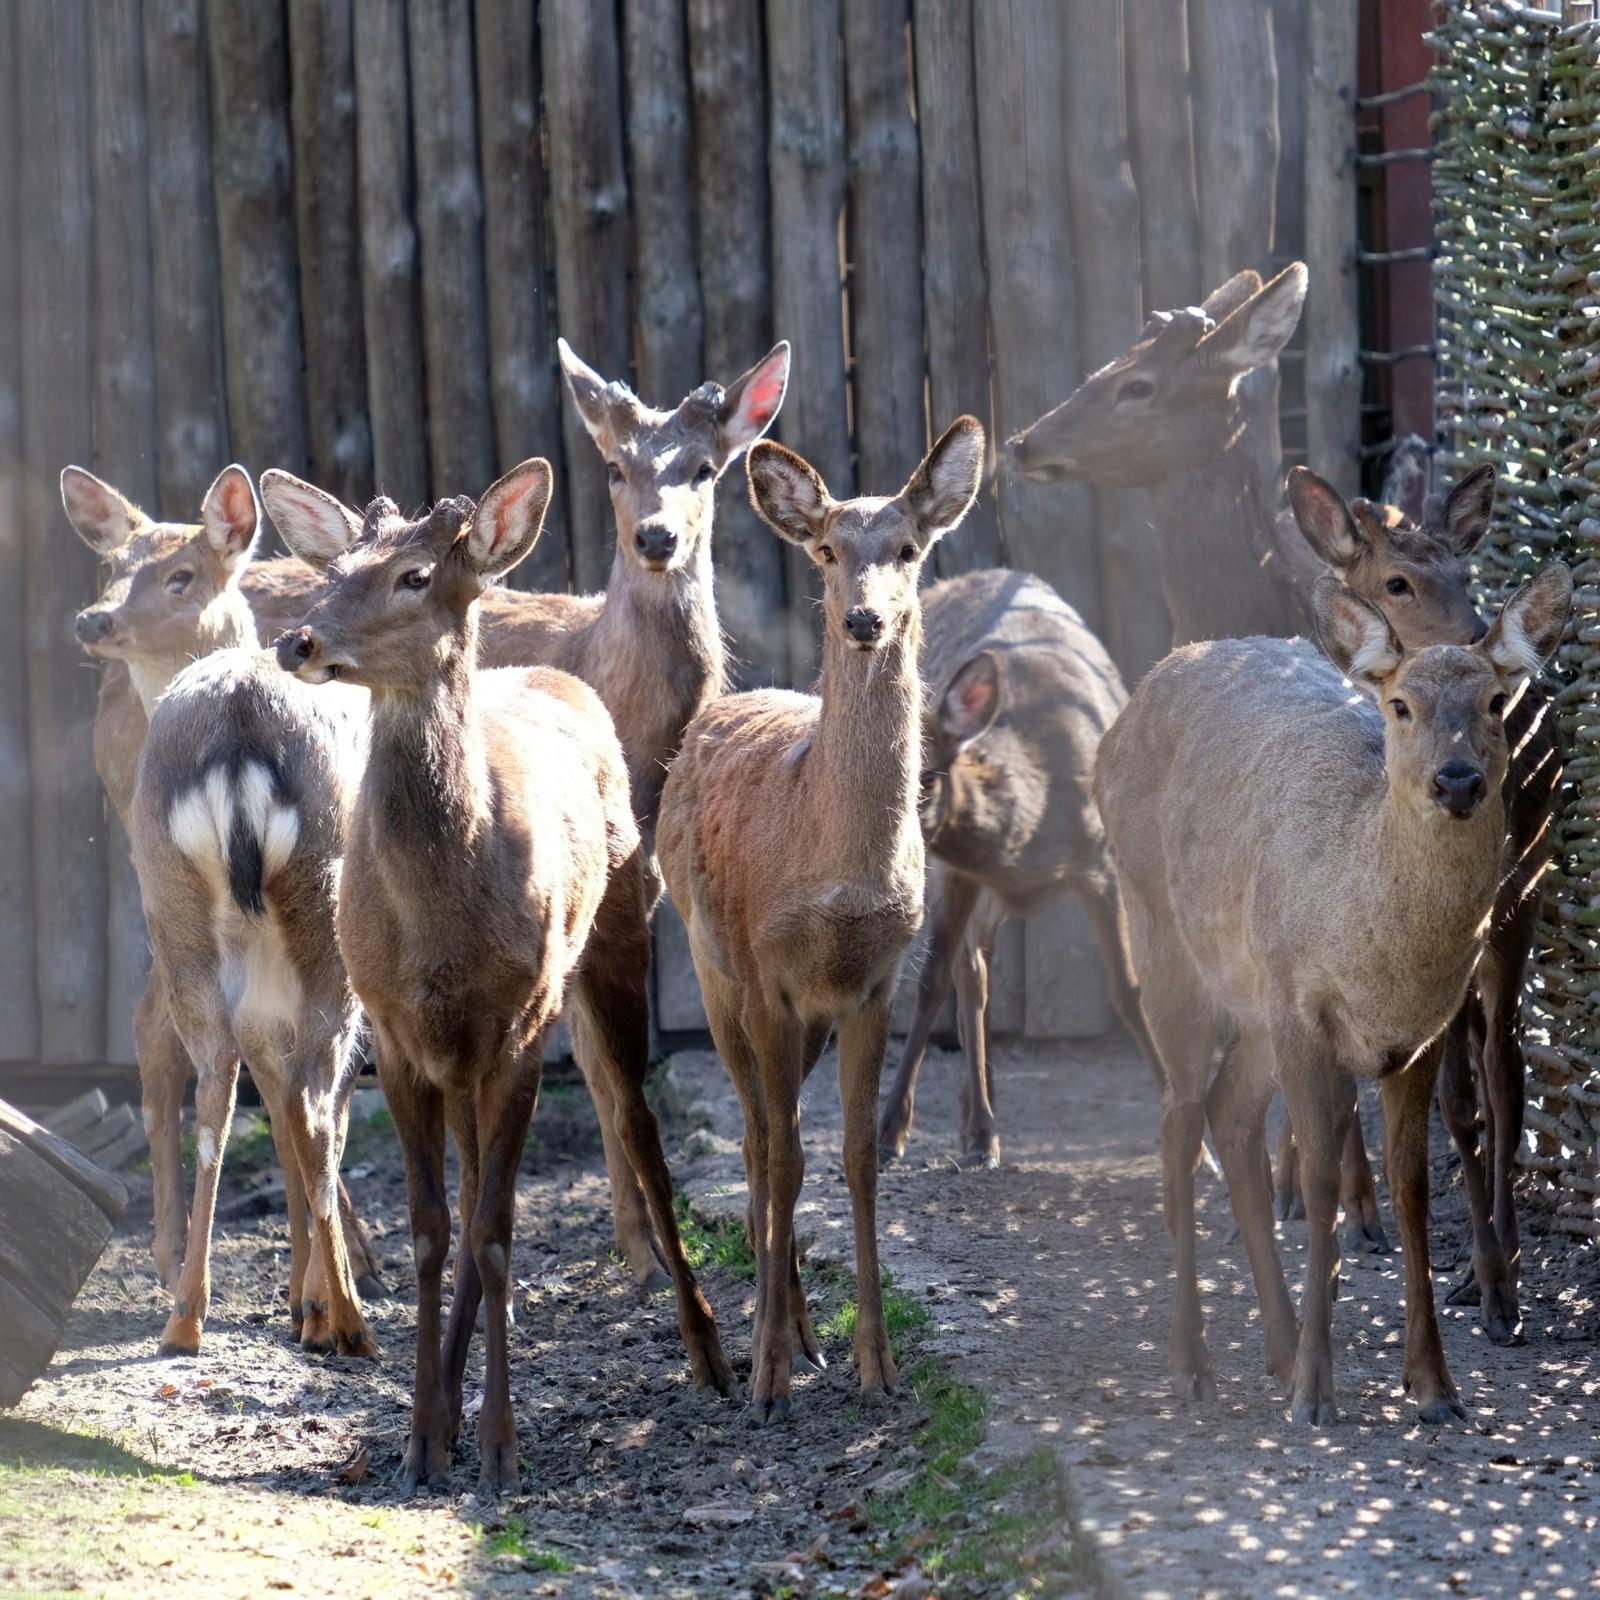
912, 0, 1002, 576
353, 0, 428, 515
42, 1089, 110, 1144
20, 0, 106, 1065
1270, 0, 1309, 467
766, 0, 851, 682
207, 0, 308, 485
407, 0, 495, 502
844, 0, 924, 499
1304, 1, 1360, 496
0, 6, 38, 1064
89, 0, 158, 1067
288, 0, 373, 509
475, 0, 569, 591
686, 0, 785, 686
0, 1099, 128, 1224
543, 0, 632, 594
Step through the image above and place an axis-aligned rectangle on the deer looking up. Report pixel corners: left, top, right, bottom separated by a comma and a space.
261, 339, 789, 1292
1095, 562, 1571, 1426
275, 467, 733, 1498
59, 465, 383, 1328
659, 417, 986, 1422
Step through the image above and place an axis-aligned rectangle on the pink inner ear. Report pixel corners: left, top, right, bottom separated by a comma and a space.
739, 366, 786, 429
218, 476, 256, 543
483, 472, 544, 559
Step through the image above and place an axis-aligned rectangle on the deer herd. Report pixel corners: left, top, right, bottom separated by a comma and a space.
58, 258, 1572, 1494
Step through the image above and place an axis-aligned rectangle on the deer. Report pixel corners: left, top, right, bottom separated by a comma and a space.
273, 465, 733, 1497
261, 338, 789, 1293
1094, 562, 1571, 1426
658, 416, 986, 1422
875, 567, 1163, 1169
59, 464, 384, 1343
1289, 464, 1561, 1344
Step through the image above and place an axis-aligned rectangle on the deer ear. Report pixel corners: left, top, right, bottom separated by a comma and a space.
1483, 562, 1572, 679
1428, 463, 1496, 558
1197, 261, 1307, 375
558, 338, 635, 448
59, 467, 143, 555
468, 458, 553, 578
200, 464, 262, 575
1199, 268, 1263, 324
747, 440, 831, 545
1313, 574, 1403, 691
717, 341, 790, 461
900, 415, 985, 545
260, 469, 363, 570
939, 652, 1003, 749
1287, 467, 1366, 569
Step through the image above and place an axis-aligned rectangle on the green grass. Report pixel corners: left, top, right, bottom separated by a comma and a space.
817, 1267, 931, 1346
674, 1194, 759, 1282
479, 1517, 573, 1571
0, 1418, 196, 1486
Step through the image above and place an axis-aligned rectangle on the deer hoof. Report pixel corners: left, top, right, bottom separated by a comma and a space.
1416, 1390, 1469, 1425
750, 1393, 791, 1427
1171, 1368, 1216, 1405
1444, 1269, 1481, 1307
355, 1270, 388, 1299
1343, 1218, 1391, 1255
1273, 1189, 1306, 1223
1480, 1286, 1523, 1347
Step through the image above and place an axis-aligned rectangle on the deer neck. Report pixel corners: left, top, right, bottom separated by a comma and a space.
592, 534, 726, 698
129, 587, 260, 715
1143, 399, 1303, 643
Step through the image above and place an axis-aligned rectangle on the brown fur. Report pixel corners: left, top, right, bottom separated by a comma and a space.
658, 417, 985, 1421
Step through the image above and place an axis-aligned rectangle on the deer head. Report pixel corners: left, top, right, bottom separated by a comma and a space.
560, 340, 790, 575
918, 651, 1003, 845
268, 461, 553, 693
747, 416, 985, 653
1006, 264, 1308, 487
1313, 562, 1571, 821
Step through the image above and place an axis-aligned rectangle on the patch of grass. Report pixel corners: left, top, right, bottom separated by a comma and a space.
818, 1268, 932, 1347
479, 1518, 572, 1571
0, 1418, 195, 1485
674, 1195, 757, 1282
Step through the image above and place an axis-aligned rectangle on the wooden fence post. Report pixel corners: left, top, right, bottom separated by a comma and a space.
90, 0, 159, 1068
20, 0, 104, 1065
288, 0, 373, 510
544, 0, 632, 595
1271, 0, 1310, 470
407, 0, 495, 503
207, 0, 308, 490
912, 0, 1002, 576
475, 0, 569, 592
686, 0, 786, 686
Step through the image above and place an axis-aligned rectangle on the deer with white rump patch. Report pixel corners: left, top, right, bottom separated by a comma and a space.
1095, 563, 1571, 1424
275, 464, 733, 1497
658, 417, 985, 1421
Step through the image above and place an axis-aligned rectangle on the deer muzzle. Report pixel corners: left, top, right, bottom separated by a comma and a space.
1433, 759, 1486, 818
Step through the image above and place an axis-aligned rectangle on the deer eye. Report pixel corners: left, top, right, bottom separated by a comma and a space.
164, 569, 194, 595
607, 462, 625, 486
1490, 692, 1507, 716
1388, 698, 1412, 722
1115, 378, 1155, 404
1385, 575, 1411, 596
399, 567, 431, 591
693, 461, 716, 485
817, 544, 836, 565
898, 543, 917, 562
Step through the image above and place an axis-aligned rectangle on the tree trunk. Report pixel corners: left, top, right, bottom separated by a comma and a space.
288, 0, 373, 509
20, 0, 104, 1065
90, 0, 158, 1068
407, 0, 494, 503
912, 0, 1002, 575
207, 0, 308, 493
686, 0, 785, 686
353, 0, 428, 516
766, 0, 850, 681
543, 0, 632, 595
1304, 2, 1360, 496
143, 0, 229, 516
475, 0, 569, 592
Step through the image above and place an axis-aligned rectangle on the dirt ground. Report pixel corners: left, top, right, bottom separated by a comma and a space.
3, 1028, 1597, 1599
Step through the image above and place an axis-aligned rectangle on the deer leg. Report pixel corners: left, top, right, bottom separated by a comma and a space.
954, 893, 1002, 1169
839, 988, 898, 1405
466, 1050, 540, 1501
1339, 1099, 1390, 1255
1206, 1026, 1298, 1386
1080, 864, 1165, 1094
1273, 1112, 1305, 1222
1382, 1039, 1467, 1423
877, 867, 976, 1163
257, 1075, 312, 1332
135, 973, 190, 1295
440, 1094, 484, 1440
1480, 927, 1532, 1344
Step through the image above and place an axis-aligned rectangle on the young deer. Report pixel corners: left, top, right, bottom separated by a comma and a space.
876, 567, 1162, 1168
1096, 564, 1571, 1425
108, 466, 376, 1359
60, 465, 383, 1334
262, 339, 789, 1290
1291, 464, 1561, 1343
274, 466, 733, 1497
659, 418, 986, 1421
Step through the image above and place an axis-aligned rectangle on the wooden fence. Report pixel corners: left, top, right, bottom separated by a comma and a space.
0, 0, 1359, 1075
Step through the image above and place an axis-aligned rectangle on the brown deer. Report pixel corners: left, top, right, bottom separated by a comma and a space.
1290, 464, 1560, 1344
261, 338, 789, 1290
659, 417, 986, 1421
876, 567, 1162, 1168
274, 465, 733, 1497
60, 465, 383, 1334
1095, 564, 1571, 1425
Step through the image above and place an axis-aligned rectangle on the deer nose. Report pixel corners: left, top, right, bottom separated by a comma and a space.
844, 606, 884, 644
75, 609, 114, 644
275, 627, 317, 672
634, 523, 678, 563
1433, 759, 1486, 817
